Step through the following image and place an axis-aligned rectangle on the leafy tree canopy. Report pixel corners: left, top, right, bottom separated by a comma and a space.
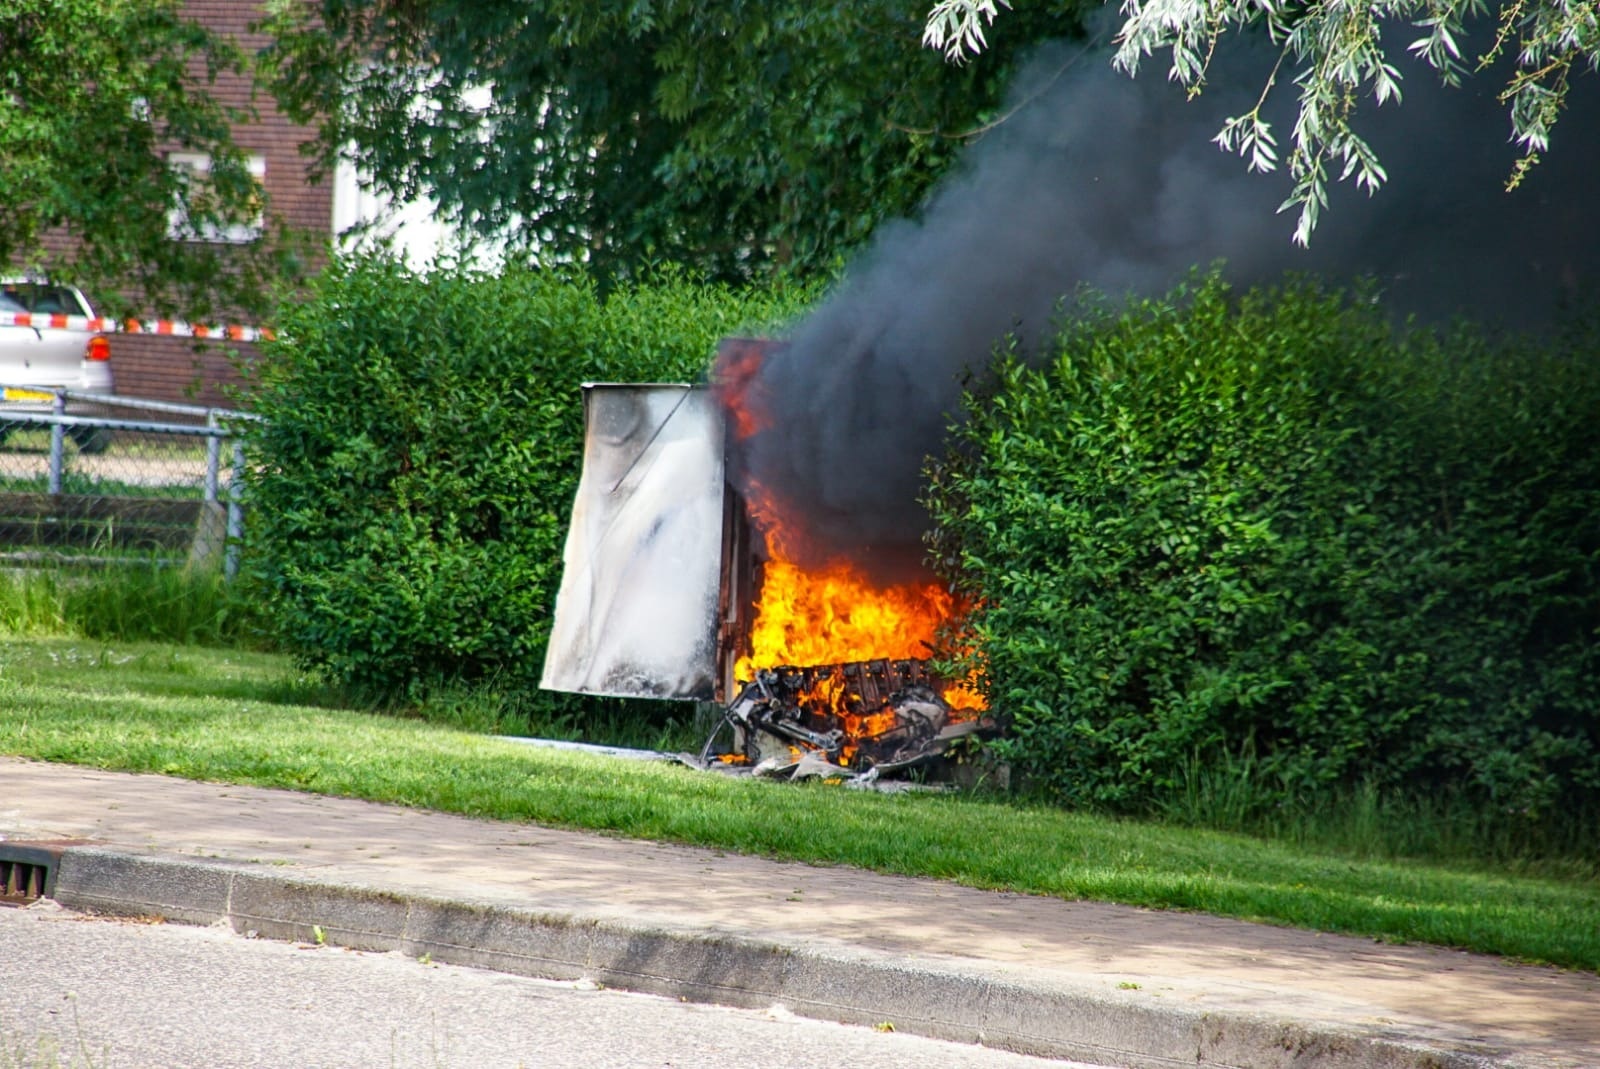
925, 0, 1600, 244
259, 0, 1087, 282
0, 0, 305, 319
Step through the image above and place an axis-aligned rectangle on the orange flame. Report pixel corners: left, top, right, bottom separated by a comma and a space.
734, 536, 986, 715
713, 338, 771, 442
735, 553, 953, 676
716, 338, 985, 722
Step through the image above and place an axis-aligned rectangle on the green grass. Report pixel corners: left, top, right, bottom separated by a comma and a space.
2, 1032, 99, 1069
0, 567, 262, 646
0, 474, 204, 499
0, 426, 213, 460
0, 428, 215, 499
2, 635, 1597, 974
1152, 747, 1600, 878
1, 1009, 105, 1069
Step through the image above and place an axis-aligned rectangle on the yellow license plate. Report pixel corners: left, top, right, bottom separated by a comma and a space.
2, 387, 54, 403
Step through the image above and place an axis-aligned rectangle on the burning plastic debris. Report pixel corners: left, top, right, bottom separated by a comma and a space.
694, 659, 990, 782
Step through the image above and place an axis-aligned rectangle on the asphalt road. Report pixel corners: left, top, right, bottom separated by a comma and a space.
0, 903, 1107, 1069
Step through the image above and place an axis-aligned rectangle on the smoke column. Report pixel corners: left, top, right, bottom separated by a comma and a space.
722, 28, 1600, 583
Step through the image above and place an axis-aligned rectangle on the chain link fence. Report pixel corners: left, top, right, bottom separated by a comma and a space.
0, 390, 250, 575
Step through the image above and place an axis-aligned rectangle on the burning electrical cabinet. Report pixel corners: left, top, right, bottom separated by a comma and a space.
540, 379, 991, 782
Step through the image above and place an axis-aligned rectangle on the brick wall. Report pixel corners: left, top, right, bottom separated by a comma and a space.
49, 2, 331, 410
108, 335, 262, 410
110, 1, 330, 410
185, 1, 332, 241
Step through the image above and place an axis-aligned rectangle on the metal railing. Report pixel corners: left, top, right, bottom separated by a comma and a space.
0, 390, 253, 576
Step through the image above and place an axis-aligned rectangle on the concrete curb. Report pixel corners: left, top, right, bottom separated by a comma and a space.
50, 845, 1506, 1069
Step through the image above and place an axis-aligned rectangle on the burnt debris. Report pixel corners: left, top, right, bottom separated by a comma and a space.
695, 658, 994, 781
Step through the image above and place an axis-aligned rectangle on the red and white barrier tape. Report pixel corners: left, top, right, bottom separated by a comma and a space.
0, 311, 272, 341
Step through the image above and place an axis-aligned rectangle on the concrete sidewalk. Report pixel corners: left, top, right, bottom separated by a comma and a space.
1, 755, 1594, 1069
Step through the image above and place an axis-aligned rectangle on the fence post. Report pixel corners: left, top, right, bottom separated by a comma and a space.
225, 438, 245, 581
48, 391, 65, 495
204, 423, 221, 504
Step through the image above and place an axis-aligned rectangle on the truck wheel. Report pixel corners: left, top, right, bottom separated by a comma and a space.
70, 425, 112, 455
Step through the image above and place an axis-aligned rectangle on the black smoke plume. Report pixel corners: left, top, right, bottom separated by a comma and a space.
721, 28, 1600, 583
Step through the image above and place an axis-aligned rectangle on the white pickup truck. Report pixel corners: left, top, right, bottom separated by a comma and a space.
0, 280, 115, 453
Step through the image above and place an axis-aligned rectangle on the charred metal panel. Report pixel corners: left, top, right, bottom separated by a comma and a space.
540, 385, 727, 701
716, 484, 757, 702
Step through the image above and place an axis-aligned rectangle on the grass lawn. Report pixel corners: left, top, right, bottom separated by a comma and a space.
2, 635, 1597, 973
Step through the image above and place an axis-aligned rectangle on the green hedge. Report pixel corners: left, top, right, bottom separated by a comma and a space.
927, 275, 1600, 818
240, 257, 810, 696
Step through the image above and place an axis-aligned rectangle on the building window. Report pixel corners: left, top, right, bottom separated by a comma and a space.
167, 152, 267, 244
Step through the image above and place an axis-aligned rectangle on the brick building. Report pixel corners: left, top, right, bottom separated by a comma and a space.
111, 1, 333, 409
26, 3, 470, 410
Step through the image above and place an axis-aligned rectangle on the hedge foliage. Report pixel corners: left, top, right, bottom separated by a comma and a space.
927, 275, 1600, 818
241, 257, 811, 696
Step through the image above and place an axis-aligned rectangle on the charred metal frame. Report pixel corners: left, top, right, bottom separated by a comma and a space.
715, 484, 757, 703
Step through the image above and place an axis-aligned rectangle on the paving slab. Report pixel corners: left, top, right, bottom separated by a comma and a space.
1, 756, 1595, 1068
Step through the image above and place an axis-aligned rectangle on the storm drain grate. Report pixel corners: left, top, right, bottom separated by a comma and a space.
0, 841, 77, 906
